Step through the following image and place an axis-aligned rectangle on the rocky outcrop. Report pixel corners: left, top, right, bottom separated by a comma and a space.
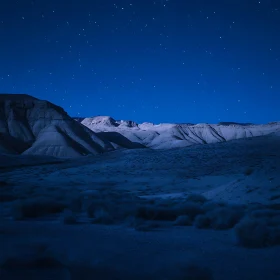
0, 94, 114, 157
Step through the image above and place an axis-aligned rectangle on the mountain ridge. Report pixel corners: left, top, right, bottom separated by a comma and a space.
75, 116, 280, 127
0, 94, 114, 157
1, 94, 279, 157
78, 116, 280, 149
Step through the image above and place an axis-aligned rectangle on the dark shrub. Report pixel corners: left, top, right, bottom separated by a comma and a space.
115, 204, 138, 221
234, 217, 270, 248
91, 209, 114, 224
244, 168, 254, 176
270, 194, 280, 201
207, 206, 245, 230
136, 205, 178, 221
177, 202, 204, 220
267, 203, 280, 211
194, 215, 211, 229
0, 246, 70, 279
86, 199, 112, 218
173, 215, 192, 226
194, 204, 245, 230
185, 194, 208, 204
11, 198, 66, 220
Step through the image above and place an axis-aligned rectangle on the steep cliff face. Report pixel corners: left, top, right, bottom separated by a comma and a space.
0, 94, 114, 157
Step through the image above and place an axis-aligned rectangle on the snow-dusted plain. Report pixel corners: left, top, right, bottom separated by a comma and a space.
1, 94, 280, 279
1, 132, 280, 279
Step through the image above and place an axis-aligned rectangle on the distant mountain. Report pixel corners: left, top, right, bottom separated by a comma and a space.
79, 116, 280, 149
0, 94, 114, 157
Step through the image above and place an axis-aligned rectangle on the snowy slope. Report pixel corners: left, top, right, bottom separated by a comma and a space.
80, 116, 280, 149
0, 94, 114, 157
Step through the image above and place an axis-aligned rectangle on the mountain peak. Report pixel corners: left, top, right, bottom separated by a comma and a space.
82, 116, 118, 127
0, 94, 114, 157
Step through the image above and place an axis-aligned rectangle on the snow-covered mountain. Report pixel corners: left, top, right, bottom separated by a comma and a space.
0, 94, 114, 157
79, 116, 280, 149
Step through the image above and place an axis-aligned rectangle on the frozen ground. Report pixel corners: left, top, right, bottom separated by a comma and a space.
2, 133, 279, 204
0, 133, 280, 279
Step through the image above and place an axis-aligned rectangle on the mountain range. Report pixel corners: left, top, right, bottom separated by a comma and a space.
0, 94, 279, 157
79, 116, 280, 150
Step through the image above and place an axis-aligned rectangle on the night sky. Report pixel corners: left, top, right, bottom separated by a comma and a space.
0, 0, 279, 124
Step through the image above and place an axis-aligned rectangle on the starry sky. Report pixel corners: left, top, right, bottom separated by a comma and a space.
0, 0, 279, 124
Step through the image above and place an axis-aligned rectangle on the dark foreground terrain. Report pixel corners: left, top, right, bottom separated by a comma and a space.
1, 134, 280, 279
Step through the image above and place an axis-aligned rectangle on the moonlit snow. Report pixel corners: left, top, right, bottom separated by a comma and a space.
80, 116, 280, 150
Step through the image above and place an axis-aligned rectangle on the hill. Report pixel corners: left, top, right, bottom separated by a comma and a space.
0, 94, 114, 157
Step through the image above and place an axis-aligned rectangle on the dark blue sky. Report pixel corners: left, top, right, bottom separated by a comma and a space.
0, 0, 279, 124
